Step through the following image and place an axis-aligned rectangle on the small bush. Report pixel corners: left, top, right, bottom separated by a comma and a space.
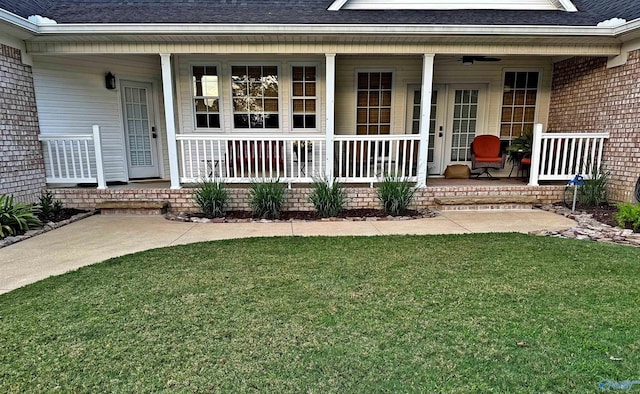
249, 179, 286, 219
377, 175, 416, 216
579, 170, 608, 206
614, 202, 640, 232
193, 180, 229, 218
0, 194, 42, 239
309, 176, 345, 218
38, 191, 64, 222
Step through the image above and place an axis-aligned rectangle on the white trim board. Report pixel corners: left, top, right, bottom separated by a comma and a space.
328, 0, 577, 12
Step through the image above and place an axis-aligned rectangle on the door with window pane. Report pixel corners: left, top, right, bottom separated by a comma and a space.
446, 85, 486, 165
405, 84, 446, 175
121, 81, 159, 179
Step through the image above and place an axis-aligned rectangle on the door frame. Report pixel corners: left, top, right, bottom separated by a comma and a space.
404, 83, 447, 176
119, 79, 163, 180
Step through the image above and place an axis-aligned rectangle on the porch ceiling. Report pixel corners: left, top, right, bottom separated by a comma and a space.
25, 33, 621, 56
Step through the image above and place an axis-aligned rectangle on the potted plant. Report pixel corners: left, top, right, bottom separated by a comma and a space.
506, 132, 533, 164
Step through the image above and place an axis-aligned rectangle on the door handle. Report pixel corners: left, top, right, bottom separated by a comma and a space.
152, 126, 157, 139
438, 126, 443, 137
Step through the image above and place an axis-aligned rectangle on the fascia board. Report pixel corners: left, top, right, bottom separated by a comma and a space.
0, 8, 38, 38
34, 23, 617, 37
614, 18, 640, 41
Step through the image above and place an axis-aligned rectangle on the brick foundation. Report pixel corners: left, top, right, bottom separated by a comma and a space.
549, 51, 640, 203
48, 184, 565, 213
0, 43, 46, 203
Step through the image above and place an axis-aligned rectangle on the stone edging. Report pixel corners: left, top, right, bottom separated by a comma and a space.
166, 210, 440, 223
533, 204, 640, 247
0, 210, 98, 249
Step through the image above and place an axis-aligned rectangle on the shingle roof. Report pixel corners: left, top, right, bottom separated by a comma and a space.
1, 0, 639, 26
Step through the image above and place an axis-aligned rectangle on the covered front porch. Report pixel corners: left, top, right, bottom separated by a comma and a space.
29, 39, 614, 207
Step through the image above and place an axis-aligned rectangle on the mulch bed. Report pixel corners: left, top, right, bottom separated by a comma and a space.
39, 208, 88, 224
554, 203, 618, 227
169, 209, 434, 222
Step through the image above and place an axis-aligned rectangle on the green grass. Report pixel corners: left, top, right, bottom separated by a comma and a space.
1, 234, 639, 393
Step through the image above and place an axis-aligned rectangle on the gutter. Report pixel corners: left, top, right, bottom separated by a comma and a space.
35, 23, 619, 37
0, 8, 38, 35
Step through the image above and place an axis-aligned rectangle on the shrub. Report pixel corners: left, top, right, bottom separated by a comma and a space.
579, 170, 608, 206
377, 175, 416, 216
309, 176, 345, 218
614, 202, 640, 232
0, 194, 42, 239
193, 180, 229, 218
249, 179, 286, 219
38, 191, 64, 222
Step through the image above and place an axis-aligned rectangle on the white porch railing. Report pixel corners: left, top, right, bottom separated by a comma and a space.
38, 125, 106, 189
176, 134, 327, 184
334, 135, 420, 184
177, 133, 421, 185
529, 123, 609, 185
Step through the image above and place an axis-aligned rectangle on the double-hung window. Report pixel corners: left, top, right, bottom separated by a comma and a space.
291, 66, 317, 130
192, 66, 221, 129
231, 65, 279, 129
500, 71, 539, 140
356, 71, 392, 135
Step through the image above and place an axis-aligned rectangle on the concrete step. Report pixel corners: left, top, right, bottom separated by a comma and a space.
96, 201, 169, 215
433, 196, 540, 211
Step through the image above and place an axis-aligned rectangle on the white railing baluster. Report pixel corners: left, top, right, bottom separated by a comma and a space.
38, 128, 105, 188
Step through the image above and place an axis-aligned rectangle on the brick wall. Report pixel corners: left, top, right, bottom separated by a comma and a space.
548, 51, 640, 203
0, 43, 45, 203
49, 185, 564, 213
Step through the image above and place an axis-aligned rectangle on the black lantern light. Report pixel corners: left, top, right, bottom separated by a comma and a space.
105, 72, 116, 90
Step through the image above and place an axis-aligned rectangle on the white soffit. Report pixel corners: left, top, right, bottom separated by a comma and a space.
329, 0, 577, 12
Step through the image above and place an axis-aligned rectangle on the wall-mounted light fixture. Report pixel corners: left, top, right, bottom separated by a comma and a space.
105, 72, 116, 90
461, 56, 474, 66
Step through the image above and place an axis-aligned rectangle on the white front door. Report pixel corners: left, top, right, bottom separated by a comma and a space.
443, 84, 487, 168
405, 84, 447, 175
121, 81, 160, 179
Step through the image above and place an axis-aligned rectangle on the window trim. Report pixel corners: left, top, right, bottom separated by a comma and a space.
229, 62, 282, 132
499, 68, 542, 142
190, 63, 223, 132
354, 69, 395, 135
290, 63, 320, 132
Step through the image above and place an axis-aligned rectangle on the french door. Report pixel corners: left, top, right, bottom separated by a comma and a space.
406, 84, 487, 175
121, 81, 160, 179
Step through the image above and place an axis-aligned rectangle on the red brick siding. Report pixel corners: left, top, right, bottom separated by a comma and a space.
49, 185, 564, 213
0, 44, 45, 203
548, 51, 640, 203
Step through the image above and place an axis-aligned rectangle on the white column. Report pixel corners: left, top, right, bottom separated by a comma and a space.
528, 123, 543, 186
416, 54, 435, 188
160, 53, 181, 189
92, 125, 107, 189
325, 53, 336, 181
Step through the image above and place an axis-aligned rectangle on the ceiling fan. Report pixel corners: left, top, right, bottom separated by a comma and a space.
461, 56, 502, 65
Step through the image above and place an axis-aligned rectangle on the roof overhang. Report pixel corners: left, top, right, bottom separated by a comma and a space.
0, 8, 37, 39
1, 6, 640, 56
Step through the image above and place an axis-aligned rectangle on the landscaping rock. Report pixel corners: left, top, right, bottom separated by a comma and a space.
535, 204, 638, 247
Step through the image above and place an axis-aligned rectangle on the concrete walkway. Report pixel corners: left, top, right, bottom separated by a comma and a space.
0, 210, 576, 295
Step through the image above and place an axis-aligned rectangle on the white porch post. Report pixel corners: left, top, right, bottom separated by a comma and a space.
325, 54, 336, 181
528, 123, 543, 186
92, 125, 107, 189
416, 54, 435, 188
160, 53, 181, 189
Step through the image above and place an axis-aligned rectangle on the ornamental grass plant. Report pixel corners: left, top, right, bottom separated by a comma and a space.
249, 178, 286, 219
309, 176, 345, 218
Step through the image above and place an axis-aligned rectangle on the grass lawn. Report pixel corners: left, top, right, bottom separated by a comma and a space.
1, 234, 639, 393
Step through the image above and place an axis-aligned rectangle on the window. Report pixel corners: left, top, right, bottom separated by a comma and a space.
231, 65, 279, 129
291, 66, 317, 129
500, 71, 539, 141
192, 66, 220, 129
356, 72, 392, 135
